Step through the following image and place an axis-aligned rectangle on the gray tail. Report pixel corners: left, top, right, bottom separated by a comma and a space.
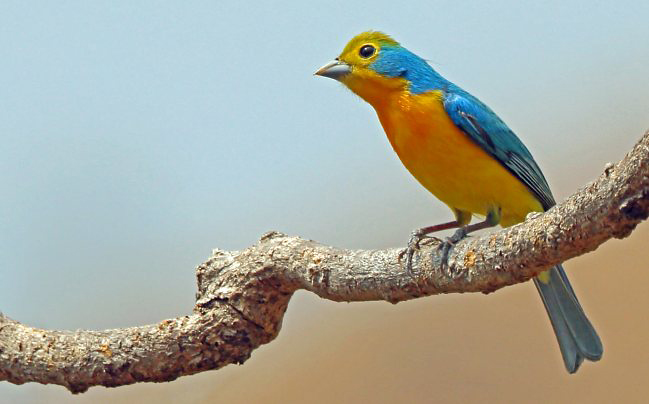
533, 265, 603, 373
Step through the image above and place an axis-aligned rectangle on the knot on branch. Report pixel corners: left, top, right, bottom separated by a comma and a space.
195, 232, 297, 342
619, 188, 649, 220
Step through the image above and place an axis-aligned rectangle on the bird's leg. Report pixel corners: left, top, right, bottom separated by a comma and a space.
401, 220, 462, 275
438, 208, 501, 271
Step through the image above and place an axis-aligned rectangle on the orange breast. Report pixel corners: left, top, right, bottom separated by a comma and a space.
373, 90, 543, 226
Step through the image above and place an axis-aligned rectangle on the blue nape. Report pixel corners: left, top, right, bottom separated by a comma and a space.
370, 45, 448, 94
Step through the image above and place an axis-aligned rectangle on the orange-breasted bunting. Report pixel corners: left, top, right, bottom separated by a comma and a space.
315, 31, 602, 373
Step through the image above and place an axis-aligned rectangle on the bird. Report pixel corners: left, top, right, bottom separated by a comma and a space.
315, 31, 602, 373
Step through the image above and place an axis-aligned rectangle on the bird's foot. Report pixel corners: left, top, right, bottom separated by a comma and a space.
437, 227, 468, 273
400, 229, 434, 275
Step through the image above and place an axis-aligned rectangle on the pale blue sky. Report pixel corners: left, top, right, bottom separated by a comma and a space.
2, 1, 648, 401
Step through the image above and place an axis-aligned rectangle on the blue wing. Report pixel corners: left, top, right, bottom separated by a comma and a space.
443, 90, 555, 210
442, 89, 603, 372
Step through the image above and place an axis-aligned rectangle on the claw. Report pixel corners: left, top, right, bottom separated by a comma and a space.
437, 227, 468, 272
401, 229, 426, 275
401, 212, 499, 277
437, 239, 452, 269
398, 220, 465, 275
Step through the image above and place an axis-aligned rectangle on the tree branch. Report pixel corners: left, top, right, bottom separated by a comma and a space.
2, 131, 648, 394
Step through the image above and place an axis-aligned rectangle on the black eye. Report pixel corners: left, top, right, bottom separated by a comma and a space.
359, 44, 376, 58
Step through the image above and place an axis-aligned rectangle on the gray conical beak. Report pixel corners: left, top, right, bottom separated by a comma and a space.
314, 60, 351, 81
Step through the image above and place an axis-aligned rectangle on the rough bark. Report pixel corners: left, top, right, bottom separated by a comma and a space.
1, 131, 648, 394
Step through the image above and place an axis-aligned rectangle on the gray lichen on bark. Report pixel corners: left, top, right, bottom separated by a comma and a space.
1, 131, 648, 394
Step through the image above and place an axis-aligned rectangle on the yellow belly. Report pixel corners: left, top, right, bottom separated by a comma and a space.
374, 90, 543, 227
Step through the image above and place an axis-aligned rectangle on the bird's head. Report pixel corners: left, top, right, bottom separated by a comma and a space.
315, 31, 443, 105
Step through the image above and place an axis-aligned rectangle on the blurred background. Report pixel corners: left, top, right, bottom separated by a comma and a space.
1, 1, 648, 403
